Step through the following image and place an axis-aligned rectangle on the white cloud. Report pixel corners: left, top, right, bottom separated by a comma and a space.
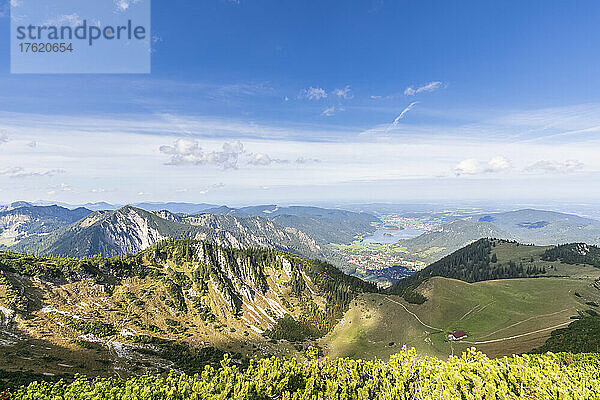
0, 2, 8, 17
247, 153, 274, 166
404, 81, 443, 96
392, 101, 419, 124
179, 182, 225, 195
47, 183, 72, 195
160, 139, 244, 169
525, 160, 584, 173
454, 156, 511, 175
0, 130, 7, 144
114, 0, 141, 12
0, 167, 66, 178
160, 139, 288, 168
333, 85, 353, 99
152, 33, 162, 44
27, 141, 37, 148
43, 13, 83, 27
300, 87, 327, 100
321, 106, 344, 117
295, 157, 321, 164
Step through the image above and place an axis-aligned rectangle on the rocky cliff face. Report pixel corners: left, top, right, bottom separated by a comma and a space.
0, 204, 92, 247
155, 210, 322, 255
11, 206, 323, 261
0, 240, 373, 357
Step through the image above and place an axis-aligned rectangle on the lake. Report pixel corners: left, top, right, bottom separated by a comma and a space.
361, 228, 425, 244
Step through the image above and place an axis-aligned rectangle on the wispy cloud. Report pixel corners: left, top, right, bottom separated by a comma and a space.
404, 81, 444, 96
0, 130, 7, 144
454, 156, 511, 175
47, 183, 72, 195
43, 13, 82, 27
186, 182, 226, 195
300, 87, 327, 100
525, 160, 584, 173
247, 153, 288, 166
295, 157, 321, 164
114, 0, 141, 12
392, 101, 419, 124
321, 106, 344, 117
0, 167, 66, 178
0, 1, 8, 18
333, 85, 353, 99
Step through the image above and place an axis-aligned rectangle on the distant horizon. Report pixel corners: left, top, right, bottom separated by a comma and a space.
4, 198, 600, 219
1, 1, 600, 205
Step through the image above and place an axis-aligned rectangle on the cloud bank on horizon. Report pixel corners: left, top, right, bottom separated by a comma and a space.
0, 0, 599, 204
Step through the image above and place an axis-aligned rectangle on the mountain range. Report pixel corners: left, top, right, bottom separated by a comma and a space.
2, 236, 600, 382
397, 209, 600, 263
200, 205, 378, 244
0, 202, 91, 247
9, 206, 324, 260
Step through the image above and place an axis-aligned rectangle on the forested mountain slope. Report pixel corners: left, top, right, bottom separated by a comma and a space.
0, 203, 91, 247
201, 205, 379, 244
9, 206, 324, 260
388, 238, 600, 300
0, 239, 376, 379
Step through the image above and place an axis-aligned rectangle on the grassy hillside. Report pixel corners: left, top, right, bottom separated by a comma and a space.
325, 240, 600, 360
0, 239, 376, 381
323, 274, 600, 360
387, 239, 597, 301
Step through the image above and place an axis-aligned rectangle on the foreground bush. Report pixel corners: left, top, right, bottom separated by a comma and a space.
13, 348, 600, 399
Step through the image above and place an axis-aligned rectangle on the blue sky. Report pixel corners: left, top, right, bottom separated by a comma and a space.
0, 0, 600, 205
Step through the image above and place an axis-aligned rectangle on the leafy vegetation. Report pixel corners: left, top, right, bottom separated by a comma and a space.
134, 342, 242, 375
264, 314, 321, 341
532, 314, 600, 354
0, 250, 153, 284
541, 243, 600, 268
0, 369, 72, 393
63, 316, 117, 337
0, 237, 378, 358
11, 348, 600, 399
388, 239, 548, 297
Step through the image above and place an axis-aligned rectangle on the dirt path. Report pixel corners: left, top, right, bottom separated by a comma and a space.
478, 308, 572, 339
458, 304, 480, 321
463, 321, 572, 345
385, 297, 442, 332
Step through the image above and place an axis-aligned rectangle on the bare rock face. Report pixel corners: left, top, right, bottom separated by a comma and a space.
0, 204, 92, 246
12, 206, 324, 261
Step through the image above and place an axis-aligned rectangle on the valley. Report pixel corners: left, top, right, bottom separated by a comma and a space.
0, 238, 376, 383
2, 228, 600, 390
2, 200, 600, 393
324, 239, 600, 359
